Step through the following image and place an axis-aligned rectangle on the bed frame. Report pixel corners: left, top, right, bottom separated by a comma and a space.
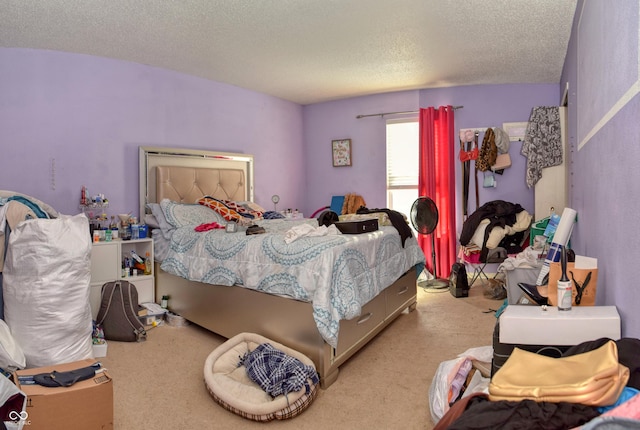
139, 146, 418, 388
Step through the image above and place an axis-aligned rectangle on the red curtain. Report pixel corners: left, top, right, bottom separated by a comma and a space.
418, 106, 456, 278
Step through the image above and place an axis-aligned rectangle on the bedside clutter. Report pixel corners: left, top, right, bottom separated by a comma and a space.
492, 305, 621, 377
500, 305, 620, 345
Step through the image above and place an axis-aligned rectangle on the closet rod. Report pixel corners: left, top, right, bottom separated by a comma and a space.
356, 105, 463, 119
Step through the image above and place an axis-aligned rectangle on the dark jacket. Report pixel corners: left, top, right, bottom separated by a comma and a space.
459, 200, 524, 261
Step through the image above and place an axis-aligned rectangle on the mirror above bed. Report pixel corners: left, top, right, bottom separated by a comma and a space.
139, 146, 254, 219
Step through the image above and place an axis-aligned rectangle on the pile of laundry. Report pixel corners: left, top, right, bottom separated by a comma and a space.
430, 338, 640, 429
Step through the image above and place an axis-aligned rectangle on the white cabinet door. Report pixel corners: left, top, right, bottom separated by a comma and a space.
90, 242, 119, 284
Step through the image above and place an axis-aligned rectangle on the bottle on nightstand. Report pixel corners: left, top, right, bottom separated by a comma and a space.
557, 247, 572, 311
109, 216, 119, 239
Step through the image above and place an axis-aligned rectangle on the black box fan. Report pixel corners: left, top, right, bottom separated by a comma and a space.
410, 196, 449, 289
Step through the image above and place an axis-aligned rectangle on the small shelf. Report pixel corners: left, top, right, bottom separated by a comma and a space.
80, 202, 109, 211
89, 237, 154, 318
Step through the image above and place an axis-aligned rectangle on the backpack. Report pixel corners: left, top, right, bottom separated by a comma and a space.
96, 281, 147, 342
448, 262, 470, 298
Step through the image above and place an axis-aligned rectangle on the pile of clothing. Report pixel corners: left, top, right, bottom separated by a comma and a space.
432, 337, 640, 429
459, 200, 532, 264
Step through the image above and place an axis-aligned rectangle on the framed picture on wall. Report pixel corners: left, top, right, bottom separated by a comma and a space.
332, 139, 352, 167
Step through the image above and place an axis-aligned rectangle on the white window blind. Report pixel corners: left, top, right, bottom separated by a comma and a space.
386, 120, 419, 187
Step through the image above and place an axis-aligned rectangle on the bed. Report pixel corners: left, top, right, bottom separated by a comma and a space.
139, 146, 426, 388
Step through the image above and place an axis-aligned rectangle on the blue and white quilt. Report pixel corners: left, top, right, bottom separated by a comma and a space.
160, 218, 425, 347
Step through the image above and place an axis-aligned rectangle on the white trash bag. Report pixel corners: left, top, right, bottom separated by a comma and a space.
3, 214, 93, 367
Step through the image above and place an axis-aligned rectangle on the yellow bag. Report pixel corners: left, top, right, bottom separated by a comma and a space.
489, 340, 629, 406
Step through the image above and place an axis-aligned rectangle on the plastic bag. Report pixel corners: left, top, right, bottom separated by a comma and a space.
3, 214, 93, 367
428, 346, 493, 423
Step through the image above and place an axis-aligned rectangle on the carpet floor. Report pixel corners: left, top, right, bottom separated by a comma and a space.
101, 281, 503, 429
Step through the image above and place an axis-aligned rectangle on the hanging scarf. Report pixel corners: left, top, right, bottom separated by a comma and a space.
521, 106, 562, 188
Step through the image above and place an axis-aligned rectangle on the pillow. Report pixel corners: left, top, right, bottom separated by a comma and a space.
160, 199, 227, 230
148, 202, 176, 240
144, 213, 160, 229
197, 197, 247, 224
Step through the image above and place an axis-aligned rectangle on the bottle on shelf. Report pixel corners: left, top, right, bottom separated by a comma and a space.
144, 252, 152, 276
123, 258, 130, 278
109, 216, 119, 239
130, 217, 139, 240
121, 219, 131, 241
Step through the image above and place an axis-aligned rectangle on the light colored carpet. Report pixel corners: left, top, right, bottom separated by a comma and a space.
101, 282, 502, 429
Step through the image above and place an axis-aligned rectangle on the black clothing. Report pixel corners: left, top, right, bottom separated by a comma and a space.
447, 394, 599, 430
459, 200, 524, 262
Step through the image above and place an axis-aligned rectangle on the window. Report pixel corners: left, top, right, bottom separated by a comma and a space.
386, 119, 419, 218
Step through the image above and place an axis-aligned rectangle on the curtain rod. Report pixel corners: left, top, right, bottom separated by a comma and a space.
356, 105, 463, 119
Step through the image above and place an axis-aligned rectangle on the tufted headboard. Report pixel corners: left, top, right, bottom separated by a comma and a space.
139, 146, 254, 217
156, 165, 246, 204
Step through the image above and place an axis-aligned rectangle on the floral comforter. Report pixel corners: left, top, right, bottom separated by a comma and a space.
160, 218, 425, 347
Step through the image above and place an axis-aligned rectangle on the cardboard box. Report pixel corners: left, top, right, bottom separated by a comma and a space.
13, 359, 113, 430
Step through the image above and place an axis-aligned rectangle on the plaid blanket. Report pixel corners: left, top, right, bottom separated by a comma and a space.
239, 343, 319, 398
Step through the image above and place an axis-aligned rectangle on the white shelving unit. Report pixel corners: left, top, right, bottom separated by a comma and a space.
89, 238, 154, 318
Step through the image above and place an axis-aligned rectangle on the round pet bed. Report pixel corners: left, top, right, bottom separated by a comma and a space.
204, 332, 319, 422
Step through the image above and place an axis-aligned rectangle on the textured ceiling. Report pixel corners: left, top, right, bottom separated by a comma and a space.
0, 0, 577, 105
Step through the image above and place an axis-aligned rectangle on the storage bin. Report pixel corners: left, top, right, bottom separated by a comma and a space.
529, 217, 550, 247
92, 341, 108, 358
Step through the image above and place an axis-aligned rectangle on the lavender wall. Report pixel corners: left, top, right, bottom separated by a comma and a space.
302, 90, 420, 216
560, 0, 640, 338
303, 84, 560, 235
0, 48, 305, 218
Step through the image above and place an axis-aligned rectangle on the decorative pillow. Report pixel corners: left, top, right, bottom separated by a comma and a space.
223, 200, 262, 219
160, 199, 227, 230
197, 197, 246, 223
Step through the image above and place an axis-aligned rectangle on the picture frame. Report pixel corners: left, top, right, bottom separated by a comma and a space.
332, 139, 352, 167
